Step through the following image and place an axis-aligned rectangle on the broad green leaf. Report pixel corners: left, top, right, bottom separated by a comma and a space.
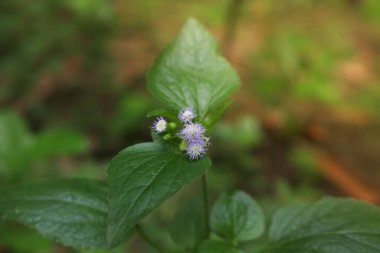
0, 179, 108, 249
210, 191, 265, 242
148, 18, 240, 119
169, 197, 207, 249
107, 142, 211, 246
197, 240, 244, 253
267, 197, 380, 253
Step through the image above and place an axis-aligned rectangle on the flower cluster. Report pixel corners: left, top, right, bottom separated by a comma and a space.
178, 107, 209, 160
152, 107, 209, 160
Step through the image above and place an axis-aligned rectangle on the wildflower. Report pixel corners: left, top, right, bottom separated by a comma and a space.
186, 139, 208, 160
153, 117, 167, 133
179, 123, 205, 141
178, 107, 196, 123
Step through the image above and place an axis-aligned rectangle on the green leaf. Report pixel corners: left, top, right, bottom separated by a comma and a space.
107, 142, 211, 247
0, 111, 34, 176
210, 191, 265, 242
267, 197, 380, 253
0, 179, 108, 249
146, 108, 177, 120
148, 18, 240, 119
197, 240, 244, 253
169, 197, 207, 249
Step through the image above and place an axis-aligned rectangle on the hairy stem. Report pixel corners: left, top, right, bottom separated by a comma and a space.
201, 173, 210, 238
135, 224, 163, 253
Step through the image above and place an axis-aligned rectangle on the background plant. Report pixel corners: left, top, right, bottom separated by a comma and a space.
1, 18, 380, 253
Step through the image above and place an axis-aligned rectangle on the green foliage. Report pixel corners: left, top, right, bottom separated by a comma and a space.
0, 111, 33, 178
32, 128, 88, 159
267, 198, 380, 253
197, 240, 244, 253
0, 179, 108, 249
2, 15, 379, 253
214, 116, 264, 149
361, 0, 380, 24
0, 0, 114, 102
251, 30, 350, 106
210, 191, 265, 243
0, 111, 87, 180
106, 142, 211, 246
148, 18, 240, 118
169, 198, 207, 249
0, 226, 54, 253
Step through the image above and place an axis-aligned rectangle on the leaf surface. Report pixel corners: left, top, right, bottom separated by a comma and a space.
210, 191, 265, 242
107, 142, 211, 246
169, 197, 207, 249
0, 179, 108, 249
267, 197, 380, 253
197, 240, 244, 253
148, 18, 240, 118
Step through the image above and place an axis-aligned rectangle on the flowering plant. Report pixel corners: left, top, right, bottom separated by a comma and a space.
1, 18, 380, 253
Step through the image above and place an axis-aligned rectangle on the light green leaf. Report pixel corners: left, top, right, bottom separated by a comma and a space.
267, 197, 380, 253
197, 240, 244, 253
32, 128, 88, 159
0, 111, 33, 176
0, 179, 108, 249
169, 197, 207, 249
107, 142, 211, 246
148, 18, 240, 119
210, 191, 265, 242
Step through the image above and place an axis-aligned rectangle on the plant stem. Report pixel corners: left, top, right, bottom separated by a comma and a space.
135, 223, 163, 253
223, 0, 245, 58
201, 173, 210, 238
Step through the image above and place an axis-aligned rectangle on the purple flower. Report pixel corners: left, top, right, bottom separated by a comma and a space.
178, 107, 196, 123
179, 123, 205, 142
186, 139, 208, 160
152, 117, 167, 133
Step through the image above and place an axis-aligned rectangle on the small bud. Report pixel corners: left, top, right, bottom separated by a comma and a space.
169, 122, 177, 129
163, 134, 172, 140
179, 141, 188, 151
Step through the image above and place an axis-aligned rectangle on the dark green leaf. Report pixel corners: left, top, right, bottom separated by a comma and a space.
148, 18, 240, 119
197, 240, 244, 253
0, 179, 108, 249
107, 142, 211, 246
210, 191, 265, 242
169, 197, 207, 249
267, 197, 380, 253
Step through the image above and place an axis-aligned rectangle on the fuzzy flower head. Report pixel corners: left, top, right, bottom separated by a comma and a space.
179, 123, 205, 142
186, 139, 208, 160
179, 107, 196, 123
153, 117, 167, 133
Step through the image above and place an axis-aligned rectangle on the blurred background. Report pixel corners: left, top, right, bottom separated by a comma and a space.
1, 0, 380, 252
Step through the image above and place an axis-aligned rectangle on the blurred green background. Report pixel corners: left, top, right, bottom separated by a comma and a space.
1, 0, 380, 252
